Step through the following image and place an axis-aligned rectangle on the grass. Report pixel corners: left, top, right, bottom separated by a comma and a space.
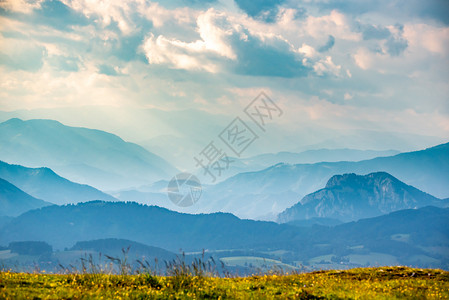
220, 256, 297, 272
1, 266, 448, 299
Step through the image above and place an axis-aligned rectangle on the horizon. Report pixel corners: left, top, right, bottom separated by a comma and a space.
1, 0, 448, 167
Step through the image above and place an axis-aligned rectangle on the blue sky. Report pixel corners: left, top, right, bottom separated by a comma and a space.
0, 0, 448, 164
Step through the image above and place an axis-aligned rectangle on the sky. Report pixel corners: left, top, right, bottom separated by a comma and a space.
0, 0, 448, 166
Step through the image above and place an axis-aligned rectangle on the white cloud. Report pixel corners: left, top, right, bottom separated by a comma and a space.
142, 9, 239, 72
352, 21, 449, 76
353, 48, 374, 70
403, 23, 449, 55
344, 93, 353, 100
298, 44, 317, 58
313, 56, 341, 76
61, 0, 139, 34
0, 0, 44, 14
196, 9, 238, 59
303, 10, 361, 41
59, 0, 199, 35
140, 2, 197, 28
142, 33, 221, 72
298, 44, 341, 76
141, 7, 344, 77
0, 0, 448, 149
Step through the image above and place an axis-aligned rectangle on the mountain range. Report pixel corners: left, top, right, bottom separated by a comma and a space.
1, 117, 447, 221
203, 148, 400, 182
278, 172, 448, 223
0, 201, 299, 251
0, 160, 116, 205
0, 178, 52, 217
0, 107, 445, 169
193, 142, 449, 220
238, 148, 400, 169
0, 201, 447, 269
0, 118, 177, 190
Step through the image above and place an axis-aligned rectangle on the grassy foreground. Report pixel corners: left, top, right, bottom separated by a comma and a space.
0, 267, 448, 299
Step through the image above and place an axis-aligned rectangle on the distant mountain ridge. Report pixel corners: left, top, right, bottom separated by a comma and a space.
242, 148, 400, 166
278, 172, 447, 223
0, 118, 177, 190
0, 201, 447, 269
0, 200, 300, 251
0, 160, 116, 205
0, 178, 52, 217
209, 148, 401, 182
195, 142, 449, 220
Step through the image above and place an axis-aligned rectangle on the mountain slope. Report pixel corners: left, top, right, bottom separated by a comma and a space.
242, 149, 400, 168
0, 201, 447, 268
202, 148, 401, 182
297, 206, 449, 267
0, 178, 52, 217
278, 172, 446, 223
0, 160, 116, 205
0, 201, 301, 250
327, 206, 449, 247
196, 142, 449, 220
0, 118, 177, 190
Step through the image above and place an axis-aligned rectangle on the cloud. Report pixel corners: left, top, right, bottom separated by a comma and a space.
358, 24, 391, 40
48, 55, 79, 72
0, 36, 47, 72
0, 0, 44, 14
36, 0, 89, 30
385, 35, 407, 56
97, 64, 119, 76
0, 0, 448, 148
403, 23, 449, 55
344, 92, 353, 100
318, 35, 335, 52
309, 0, 449, 25
230, 32, 309, 77
141, 8, 346, 77
60, 0, 139, 35
353, 48, 373, 70
142, 9, 236, 73
143, 33, 221, 72
303, 10, 360, 41
298, 43, 341, 76
233, 0, 284, 19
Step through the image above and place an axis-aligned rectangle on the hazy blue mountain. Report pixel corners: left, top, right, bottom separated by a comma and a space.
0, 201, 301, 251
0, 118, 177, 190
0, 201, 447, 269
278, 172, 447, 223
286, 217, 343, 228
0, 160, 116, 205
301, 206, 449, 268
0, 178, 52, 217
1, 107, 444, 172
191, 149, 400, 183
297, 130, 446, 154
0, 216, 13, 229
325, 206, 449, 248
196, 142, 449, 220
112, 190, 180, 211
241, 149, 400, 168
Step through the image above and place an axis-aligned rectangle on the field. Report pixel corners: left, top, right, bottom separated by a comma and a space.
1, 267, 448, 299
